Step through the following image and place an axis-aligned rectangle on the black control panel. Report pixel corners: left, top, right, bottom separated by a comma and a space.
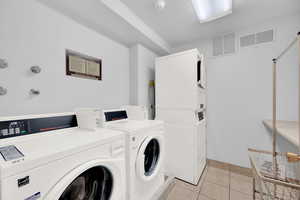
197, 112, 204, 121
104, 110, 128, 122
197, 60, 202, 82
0, 115, 77, 139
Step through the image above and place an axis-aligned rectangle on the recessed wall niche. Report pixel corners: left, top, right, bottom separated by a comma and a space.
66, 49, 102, 81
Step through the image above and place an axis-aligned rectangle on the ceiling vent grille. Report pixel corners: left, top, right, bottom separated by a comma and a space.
240, 34, 255, 47
213, 33, 236, 57
240, 29, 274, 48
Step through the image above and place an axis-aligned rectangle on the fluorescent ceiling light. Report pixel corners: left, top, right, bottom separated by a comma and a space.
192, 0, 232, 23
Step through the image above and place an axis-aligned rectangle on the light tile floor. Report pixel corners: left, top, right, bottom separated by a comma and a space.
165, 164, 254, 200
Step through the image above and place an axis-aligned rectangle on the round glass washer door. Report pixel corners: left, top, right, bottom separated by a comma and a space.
136, 135, 164, 182
59, 166, 113, 200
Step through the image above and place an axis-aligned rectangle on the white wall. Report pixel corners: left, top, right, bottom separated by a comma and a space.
0, 0, 130, 116
173, 13, 300, 167
130, 45, 138, 105
130, 44, 158, 118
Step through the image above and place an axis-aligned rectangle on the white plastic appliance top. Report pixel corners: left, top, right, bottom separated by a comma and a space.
0, 127, 124, 178
104, 120, 163, 133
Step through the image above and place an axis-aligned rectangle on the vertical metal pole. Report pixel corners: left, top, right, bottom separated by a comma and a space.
298, 32, 300, 153
272, 58, 278, 198
272, 58, 277, 164
296, 32, 300, 200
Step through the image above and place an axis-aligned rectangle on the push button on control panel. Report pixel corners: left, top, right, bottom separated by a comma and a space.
9, 128, 14, 135
1, 129, 8, 136
15, 128, 20, 134
0, 120, 28, 138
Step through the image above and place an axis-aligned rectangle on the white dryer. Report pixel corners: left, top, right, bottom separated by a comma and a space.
155, 49, 207, 185
0, 113, 126, 200
102, 109, 165, 200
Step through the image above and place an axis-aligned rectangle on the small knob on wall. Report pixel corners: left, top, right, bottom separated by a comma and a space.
30, 66, 41, 74
0, 87, 7, 95
30, 89, 40, 95
0, 59, 8, 69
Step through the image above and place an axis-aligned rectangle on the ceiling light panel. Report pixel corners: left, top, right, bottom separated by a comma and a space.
192, 0, 232, 23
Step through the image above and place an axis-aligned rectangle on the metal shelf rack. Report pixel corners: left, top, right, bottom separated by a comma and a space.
249, 32, 300, 200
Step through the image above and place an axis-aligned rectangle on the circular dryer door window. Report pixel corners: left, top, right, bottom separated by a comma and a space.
136, 135, 164, 181
59, 166, 113, 200
144, 139, 160, 176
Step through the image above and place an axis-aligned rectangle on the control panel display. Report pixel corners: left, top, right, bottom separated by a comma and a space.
0, 120, 28, 138
0, 115, 77, 139
104, 110, 128, 122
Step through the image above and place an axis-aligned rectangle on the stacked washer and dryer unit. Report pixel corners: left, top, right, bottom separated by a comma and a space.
155, 49, 207, 185
0, 113, 126, 200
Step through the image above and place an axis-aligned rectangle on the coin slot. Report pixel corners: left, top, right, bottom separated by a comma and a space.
18, 176, 29, 187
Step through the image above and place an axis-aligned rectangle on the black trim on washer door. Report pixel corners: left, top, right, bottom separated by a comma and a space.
144, 139, 160, 177
59, 166, 113, 200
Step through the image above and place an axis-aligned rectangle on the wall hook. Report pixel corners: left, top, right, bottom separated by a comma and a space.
0, 87, 7, 95
0, 59, 8, 69
30, 66, 41, 74
30, 89, 40, 95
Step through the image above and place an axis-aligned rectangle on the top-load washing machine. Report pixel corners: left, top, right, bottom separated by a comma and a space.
102, 109, 165, 200
0, 112, 126, 200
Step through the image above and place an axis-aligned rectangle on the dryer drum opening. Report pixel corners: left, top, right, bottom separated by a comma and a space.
59, 166, 113, 200
144, 139, 160, 176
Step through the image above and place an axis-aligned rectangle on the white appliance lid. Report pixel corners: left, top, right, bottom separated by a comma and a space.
105, 120, 163, 133
0, 127, 124, 178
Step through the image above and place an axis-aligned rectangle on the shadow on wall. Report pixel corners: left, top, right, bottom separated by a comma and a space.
148, 68, 155, 120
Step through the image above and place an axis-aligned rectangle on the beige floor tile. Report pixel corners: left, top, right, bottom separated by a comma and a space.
230, 190, 252, 200
167, 184, 199, 200
207, 160, 230, 171
174, 179, 197, 192
205, 167, 230, 187
230, 172, 253, 196
230, 172, 253, 183
229, 164, 252, 177
200, 181, 229, 200
198, 194, 213, 200
175, 166, 208, 192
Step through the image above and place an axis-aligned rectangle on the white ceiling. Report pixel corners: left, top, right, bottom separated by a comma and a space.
37, 0, 170, 54
38, 0, 300, 54
121, 0, 300, 47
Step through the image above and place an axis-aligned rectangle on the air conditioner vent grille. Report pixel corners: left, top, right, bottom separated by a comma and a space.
256, 30, 274, 44
224, 33, 236, 54
212, 33, 236, 57
213, 36, 223, 56
240, 34, 255, 47
240, 29, 274, 48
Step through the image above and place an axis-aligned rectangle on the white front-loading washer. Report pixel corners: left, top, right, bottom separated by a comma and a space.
0, 113, 126, 200
102, 109, 165, 200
